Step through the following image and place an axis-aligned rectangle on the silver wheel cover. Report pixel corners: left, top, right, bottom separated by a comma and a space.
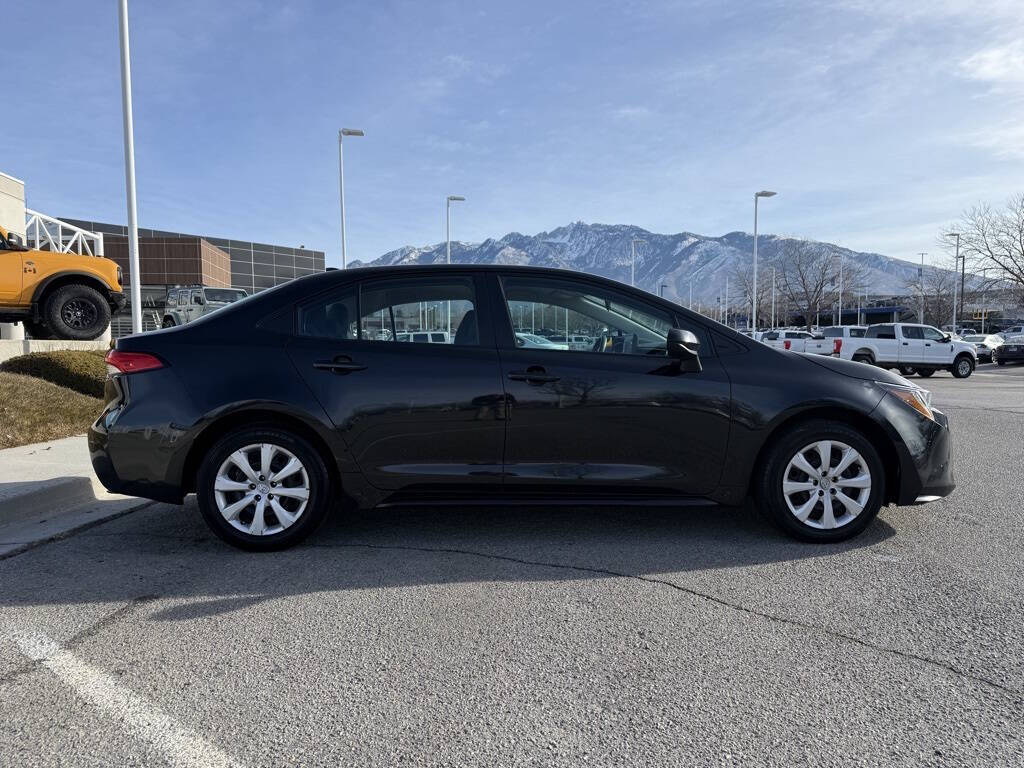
214, 443, 310, 536
782, 440, 871, 530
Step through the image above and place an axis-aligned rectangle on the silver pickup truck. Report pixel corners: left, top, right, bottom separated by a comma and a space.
162, 286, 248, 327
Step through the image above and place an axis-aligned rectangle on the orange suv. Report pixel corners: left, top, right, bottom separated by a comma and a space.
0, 224, 125, 340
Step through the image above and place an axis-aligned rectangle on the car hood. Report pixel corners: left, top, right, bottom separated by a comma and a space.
798, 352, 910, 385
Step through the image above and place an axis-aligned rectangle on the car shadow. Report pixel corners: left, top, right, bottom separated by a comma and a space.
0, 497, 896, 621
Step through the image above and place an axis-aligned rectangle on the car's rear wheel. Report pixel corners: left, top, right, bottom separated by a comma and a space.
898, 365, 916, 376
852, 353, 873, 365
916, 368, 935, 377
997, 359, 1006, 366
196, 426, 331, 551
755, 420, 884, 543
162, 317, 175, 328
44, 284, 111, 340
950, 354, 974, 378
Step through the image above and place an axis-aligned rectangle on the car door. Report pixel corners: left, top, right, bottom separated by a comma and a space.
0, 238, 23, 304
286, 272, 506, 491
491, 272, 731, 497
921, 325, 949, 364
898, 325, 925, 363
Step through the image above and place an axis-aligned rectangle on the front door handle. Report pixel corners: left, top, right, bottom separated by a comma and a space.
313, 356, 367, 374
508, 366, 560, 384
925, 343, 932, 346
902, 342, 909, 345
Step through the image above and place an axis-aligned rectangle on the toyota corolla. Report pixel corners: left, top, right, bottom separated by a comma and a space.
90, 266, 955, 550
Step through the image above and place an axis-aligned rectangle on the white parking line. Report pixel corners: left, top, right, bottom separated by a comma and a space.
10, 630, 241, 768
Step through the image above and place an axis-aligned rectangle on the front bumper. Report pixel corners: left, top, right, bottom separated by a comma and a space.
872, 394, 955, 505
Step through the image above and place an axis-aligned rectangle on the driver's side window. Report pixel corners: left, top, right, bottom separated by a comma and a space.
500, 275, 690, 356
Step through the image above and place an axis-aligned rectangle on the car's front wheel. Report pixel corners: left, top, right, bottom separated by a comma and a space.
755, 421, 884, 542
950, 354, 974, 378
44, 284, 111, 340
196, 426, 331, 551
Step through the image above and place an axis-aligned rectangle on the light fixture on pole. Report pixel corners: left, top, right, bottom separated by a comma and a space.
338, 128, 364, 269
945, 232, 961, 331
752, 190, 777, 331
446, 195, 465, 338
117, 0, 143, 334
659, 283, 668, 298
630, 238, 646, 287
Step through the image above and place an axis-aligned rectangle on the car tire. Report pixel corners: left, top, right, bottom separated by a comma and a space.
997, 359, 1006, 366
162, 317, 175, 328
196, 426, 332, 551
915, 368, 935, 377
44, 284, 111, 340
755, 420, 885, 543
950, 354, 974, 379
898, 365, 916, 376
852, 353, 873, 365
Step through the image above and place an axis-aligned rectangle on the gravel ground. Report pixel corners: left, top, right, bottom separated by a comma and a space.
1, 364, 1022, 767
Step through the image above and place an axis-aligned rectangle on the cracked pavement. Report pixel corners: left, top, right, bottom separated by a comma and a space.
1, 367, 1022, 766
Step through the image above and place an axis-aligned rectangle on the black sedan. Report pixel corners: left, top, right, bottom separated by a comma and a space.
90, 265, 955, 550
993, 335, 1024, 366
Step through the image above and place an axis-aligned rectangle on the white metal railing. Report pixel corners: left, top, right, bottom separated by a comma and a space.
24, 209, 105, 257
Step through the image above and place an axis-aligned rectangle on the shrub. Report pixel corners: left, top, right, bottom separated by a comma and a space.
0, 350, 107, 399
0, 372, 102, 449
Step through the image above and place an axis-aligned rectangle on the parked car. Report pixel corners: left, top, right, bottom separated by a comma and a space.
961, 334, 1001, 363
840, 322, 977, 378
397, 331, 450, 343
993, 334, 1024, 366
515, 332, 568, 350
0, 224, 125, 340
91, 265, 955, 550
998, 325, 1024, 337
760, 329, 815, 352
162, 286, 248, 327
547, 334, 594, 351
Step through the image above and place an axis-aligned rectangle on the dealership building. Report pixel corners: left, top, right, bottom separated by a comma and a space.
62, 218, 326, 334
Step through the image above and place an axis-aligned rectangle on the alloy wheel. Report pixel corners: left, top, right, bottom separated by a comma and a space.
957, 358, 971, 377
213, 443, 310, 536
781, 440, 872, 530
61, 298, 98, 330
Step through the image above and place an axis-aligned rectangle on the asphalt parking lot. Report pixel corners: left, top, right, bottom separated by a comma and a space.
2, 364, 1022, 767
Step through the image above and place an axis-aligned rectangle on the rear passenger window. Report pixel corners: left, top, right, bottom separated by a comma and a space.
360, 276, 478, 345
902, 326, 924, 339
298, 286, 359, 340
866, 325, 896, 339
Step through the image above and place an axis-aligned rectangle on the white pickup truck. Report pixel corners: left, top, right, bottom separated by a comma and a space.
840, 322, 978, 378
761, 327, 865, 356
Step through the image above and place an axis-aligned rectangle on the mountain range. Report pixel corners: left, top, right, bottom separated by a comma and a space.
351, 222, 927, 306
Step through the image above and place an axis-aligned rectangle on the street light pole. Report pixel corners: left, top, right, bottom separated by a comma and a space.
445, 195, 465, 338
771, 266, 776, 329
752, 190, 776, 331
688, 276, 693, 310
117, 0, 142, 334
630, 238, 645, 287
917, 252, 927, 323
338, 128, 364, 269
946, 232, 960, 331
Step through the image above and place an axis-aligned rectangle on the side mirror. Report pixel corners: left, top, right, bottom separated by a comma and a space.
5, 232, 28, 250
942, 334, 951, 343
667, 328, 702, 372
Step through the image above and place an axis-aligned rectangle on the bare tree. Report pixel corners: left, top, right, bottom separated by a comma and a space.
952, 194, 1024, 303
775, 241, 868, 330
902, 256, 958, 328
730, 261, 772, 329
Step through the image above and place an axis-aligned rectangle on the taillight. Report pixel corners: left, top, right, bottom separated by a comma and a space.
834, 338, 843, 355
105, 349, 164, 374
784, 340, 791, 350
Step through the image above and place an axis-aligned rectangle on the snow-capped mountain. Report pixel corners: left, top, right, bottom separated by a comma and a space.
351, 222, 927, 305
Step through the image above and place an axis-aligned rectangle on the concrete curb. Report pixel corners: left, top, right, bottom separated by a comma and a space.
0, 497, 155, 560
0, 477, 103, 526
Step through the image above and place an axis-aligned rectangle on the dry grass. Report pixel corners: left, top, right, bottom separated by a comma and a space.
0, 349, 108, 398
0, 372, 103, 449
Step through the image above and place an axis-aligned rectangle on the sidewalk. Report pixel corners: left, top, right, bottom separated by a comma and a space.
0, 434, 151, 557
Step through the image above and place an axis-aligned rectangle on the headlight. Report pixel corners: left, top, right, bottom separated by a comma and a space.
117, 266, 124, 286
877, 381, 933, 421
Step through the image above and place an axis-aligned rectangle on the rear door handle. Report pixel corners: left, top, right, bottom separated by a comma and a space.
902, 342, 909, 345
313, 356, 367, 374
508, 366, 560, 384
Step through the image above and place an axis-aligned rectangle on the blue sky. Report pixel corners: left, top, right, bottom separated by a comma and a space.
5, 0, 1023, 267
